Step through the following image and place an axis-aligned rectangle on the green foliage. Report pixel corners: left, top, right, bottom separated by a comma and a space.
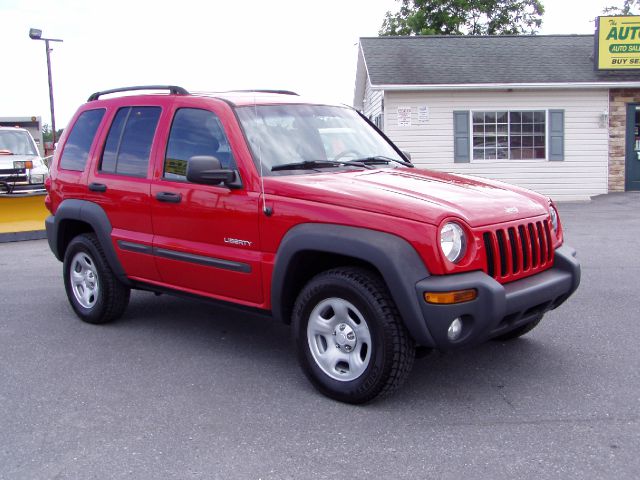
379, 0, 545, 36
603, 0, 640, 15
42, 124, 64, 143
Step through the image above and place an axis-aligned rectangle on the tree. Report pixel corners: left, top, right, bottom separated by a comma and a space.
379, 0, 545, 36
42, 124, 64, 143
603, 0, 640, 14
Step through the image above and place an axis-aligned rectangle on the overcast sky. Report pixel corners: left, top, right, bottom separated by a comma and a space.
0, 0, 622, 128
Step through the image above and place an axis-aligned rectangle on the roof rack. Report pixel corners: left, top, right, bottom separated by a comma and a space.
229, 89, 299, 96
87, 85, 189, 102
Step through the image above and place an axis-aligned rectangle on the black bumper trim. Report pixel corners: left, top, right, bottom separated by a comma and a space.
413, 245, 580, 349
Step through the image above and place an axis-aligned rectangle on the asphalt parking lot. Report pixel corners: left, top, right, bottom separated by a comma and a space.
1, 193, 639, 479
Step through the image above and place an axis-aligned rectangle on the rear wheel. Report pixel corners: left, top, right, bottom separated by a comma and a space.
292, 267, 415, 404
63, 233, 130, 324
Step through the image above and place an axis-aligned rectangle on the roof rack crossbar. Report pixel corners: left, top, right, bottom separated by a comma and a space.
230, 89, 299, 96
87, 85, 190, 101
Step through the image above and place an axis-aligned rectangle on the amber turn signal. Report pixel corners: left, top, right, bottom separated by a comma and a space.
424, 289, 477, 305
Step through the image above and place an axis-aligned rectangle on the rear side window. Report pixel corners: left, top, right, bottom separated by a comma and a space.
59, 109, 105, 171
164, 108, 236, 181
100, 106, 161, 177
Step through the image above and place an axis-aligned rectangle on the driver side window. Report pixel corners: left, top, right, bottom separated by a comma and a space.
164, 108, 236, 181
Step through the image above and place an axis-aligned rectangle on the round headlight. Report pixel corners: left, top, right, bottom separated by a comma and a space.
440, 222, 466, 263
549, 206, 559, 232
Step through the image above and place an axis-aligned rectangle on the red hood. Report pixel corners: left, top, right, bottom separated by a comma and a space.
265, 168, 549, 227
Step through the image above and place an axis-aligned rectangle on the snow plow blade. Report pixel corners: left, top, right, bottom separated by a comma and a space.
0, 194, 48, 242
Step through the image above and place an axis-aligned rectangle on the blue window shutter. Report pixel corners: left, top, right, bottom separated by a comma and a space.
453, 111, 470, 163
549, 110, 565, 161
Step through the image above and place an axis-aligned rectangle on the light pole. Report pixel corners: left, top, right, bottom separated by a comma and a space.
29, 28, 63, 146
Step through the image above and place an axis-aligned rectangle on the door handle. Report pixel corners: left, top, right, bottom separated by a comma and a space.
156, 192, 182, 203
88, 182, 107, 192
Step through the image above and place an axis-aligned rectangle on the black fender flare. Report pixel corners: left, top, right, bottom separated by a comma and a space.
45, 199, 129, 284
271, 223, 436, 346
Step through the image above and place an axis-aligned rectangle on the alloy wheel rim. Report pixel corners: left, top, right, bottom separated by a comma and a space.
70, 252, 100, 309
307, 297, 372, 381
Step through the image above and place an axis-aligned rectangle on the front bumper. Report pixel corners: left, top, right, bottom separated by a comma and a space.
0, 175, 46, 195
413, 245, 580, 348
0, 184, 46, 195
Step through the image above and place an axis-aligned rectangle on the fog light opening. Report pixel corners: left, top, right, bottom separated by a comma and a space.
448, 317, 463, 341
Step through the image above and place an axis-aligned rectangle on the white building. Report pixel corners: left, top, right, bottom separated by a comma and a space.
354, 35, 640, 200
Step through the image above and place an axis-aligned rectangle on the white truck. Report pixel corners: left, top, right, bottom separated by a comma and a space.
0, 126, 49, 195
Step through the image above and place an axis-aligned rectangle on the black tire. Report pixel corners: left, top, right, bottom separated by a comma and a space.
493, 317, 542, 341
63, 233, 130, 324
292, 267, 415, 404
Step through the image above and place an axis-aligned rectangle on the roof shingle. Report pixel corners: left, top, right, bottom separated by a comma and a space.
360, 35, 640, 85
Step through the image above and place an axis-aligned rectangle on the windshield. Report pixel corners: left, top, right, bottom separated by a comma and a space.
0, 130, 38, 156
236, 104, 403, 174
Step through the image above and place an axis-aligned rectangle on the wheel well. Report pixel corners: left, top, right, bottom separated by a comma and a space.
279, 250, 383, 324
57, 219, 93, 258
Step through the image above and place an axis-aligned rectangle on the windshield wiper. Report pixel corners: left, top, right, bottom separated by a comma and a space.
346, 155, 413, 167
271, 160, 373, 172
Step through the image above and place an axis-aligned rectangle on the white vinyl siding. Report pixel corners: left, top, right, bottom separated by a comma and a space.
383, 89, 609, 201
364, 81, 383, 126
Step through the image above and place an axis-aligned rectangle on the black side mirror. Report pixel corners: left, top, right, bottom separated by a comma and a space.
401, 151, 412, 162
186, 156, 241, 188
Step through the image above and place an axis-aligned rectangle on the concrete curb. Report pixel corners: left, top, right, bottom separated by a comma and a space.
0, 230, 47, 243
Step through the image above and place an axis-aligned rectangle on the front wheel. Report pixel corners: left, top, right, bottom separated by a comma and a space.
292, 267, 415, 404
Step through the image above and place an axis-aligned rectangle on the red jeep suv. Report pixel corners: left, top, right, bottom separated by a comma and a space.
45, 86, 580, 403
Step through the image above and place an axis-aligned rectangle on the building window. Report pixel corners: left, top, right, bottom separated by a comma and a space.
472, 111, 546, 160
373, 114, 384, 130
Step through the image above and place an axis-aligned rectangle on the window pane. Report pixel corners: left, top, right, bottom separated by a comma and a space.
485, 124, 496, 133
522, 136, 533, 147
485, 148, 497, 159
510, 112, 521, 123
511, 123, 521, 134
473, 148, 484, 160
114, 107, 161, 177
534, 123, 545, 133
522, 111, 534, 122
165, 108, 236, 181
496, 124, 508, 134
496, 111, 508, 123
522, 123, 534, 134
511, 148, 522, 160
473, 112, 484, 123
100, 108, 129, 173
497, 136, 508, 148
473, 136, 485, 147
485, 112, 496, 123
497, 148, 508, 159
534, 135, 545, 147
521, 148, 535, 159
534, 111, 545, 122
473, 124, 484, 134
510, 136, 522, 148
485, 136, 496, 146
60, 109, 105, 171
534, 147, 546, 159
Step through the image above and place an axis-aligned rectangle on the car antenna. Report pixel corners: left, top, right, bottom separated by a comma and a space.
254, 93, 272, 217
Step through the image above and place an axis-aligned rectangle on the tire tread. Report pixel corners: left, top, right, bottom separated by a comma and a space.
64, 233, 130, 324
293, 266, 415, 403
